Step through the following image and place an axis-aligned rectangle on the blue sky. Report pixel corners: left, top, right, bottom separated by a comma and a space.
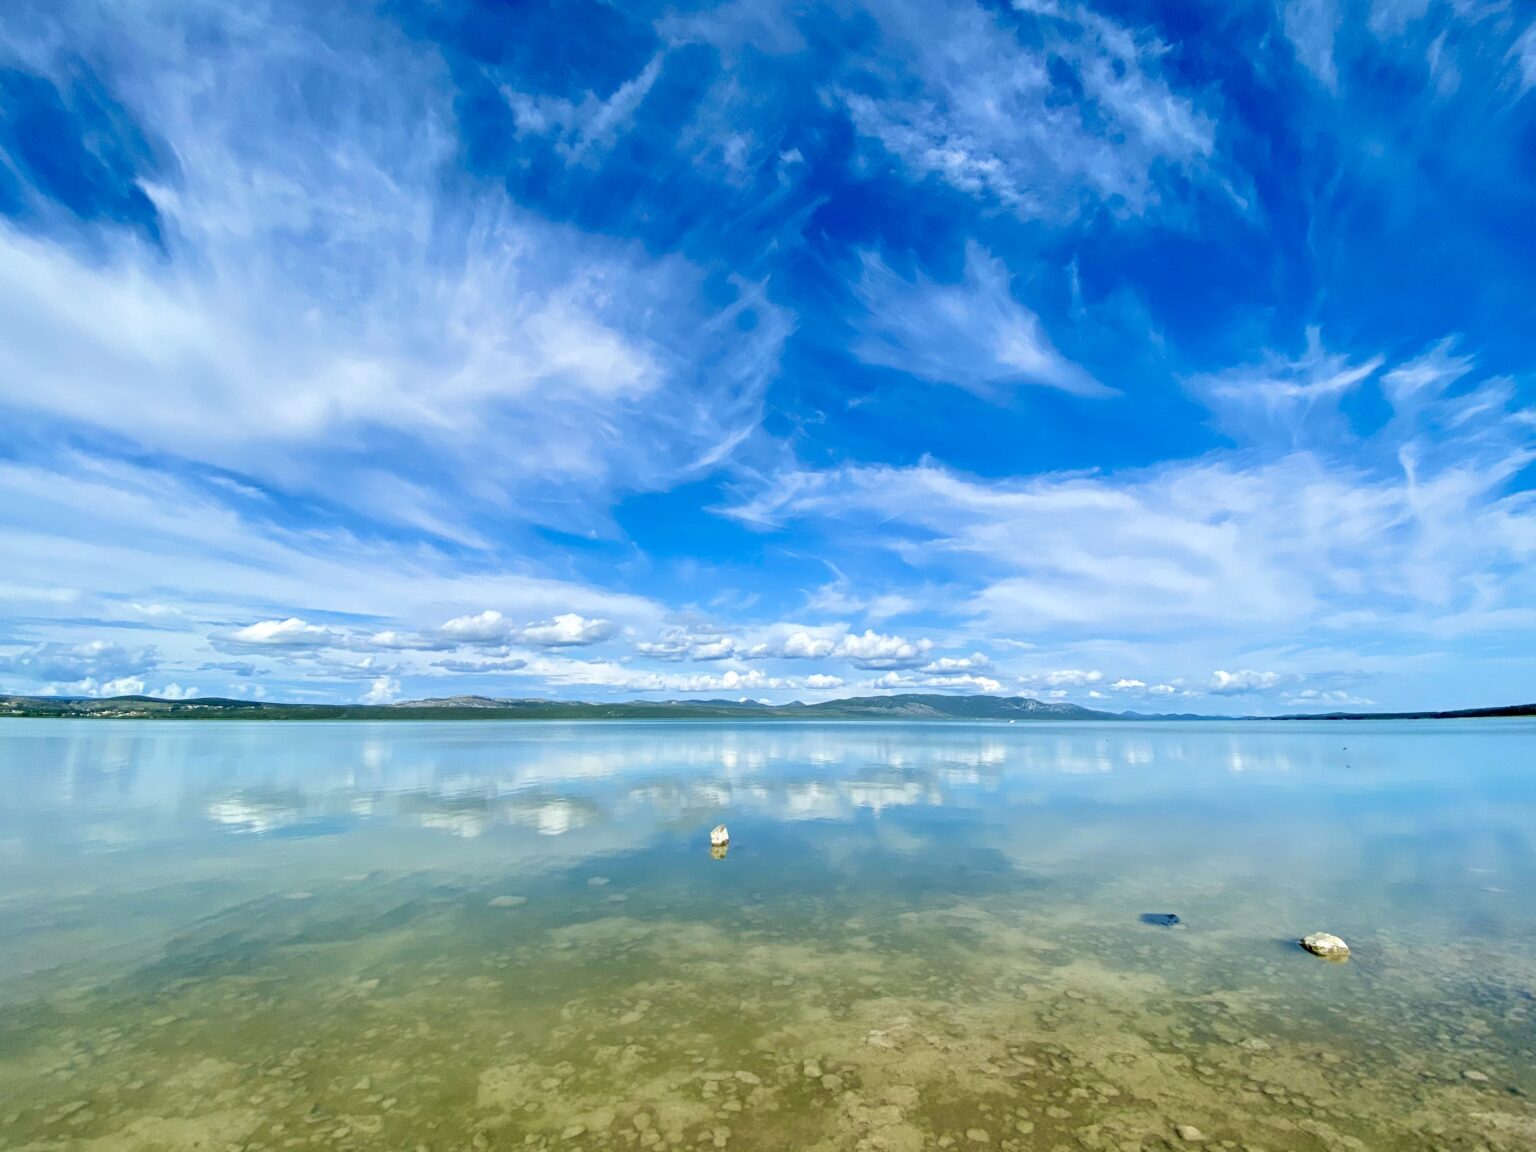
2, 0, 1534, 712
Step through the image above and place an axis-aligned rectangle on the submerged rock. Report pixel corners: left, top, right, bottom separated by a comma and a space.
1301, 932, 1351, 960
1140, 913, 1183, 928
710, 824, 730, 847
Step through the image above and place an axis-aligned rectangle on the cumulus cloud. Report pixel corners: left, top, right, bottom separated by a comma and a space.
852, 244, 1109, 398
437, 610, 616, 648
518, 613, 619, 648
922, 654, 992, 672
439, 611, 514, 645
780, 630, 838, 659
361, 675, 402, 705
1209, 669, 1284, 695
803, 674, 846, 689
870, 671, 1003, 693
221, 618, 339, 650
0, 640, 158, 687
833, 629, 935, 670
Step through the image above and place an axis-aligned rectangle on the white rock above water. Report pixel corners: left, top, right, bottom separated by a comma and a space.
710, 824, 730, 847
1301, 932, 1351, 959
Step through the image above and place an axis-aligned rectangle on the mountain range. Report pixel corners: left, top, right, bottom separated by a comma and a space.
2, 692, 1531, 721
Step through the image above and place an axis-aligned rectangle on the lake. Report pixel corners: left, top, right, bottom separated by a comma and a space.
0, 719, 1533, 1151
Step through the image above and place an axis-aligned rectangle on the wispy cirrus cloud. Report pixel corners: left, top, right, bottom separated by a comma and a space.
727, 335, 1536, 647
842, 0, 1216, 220
0, 0, 789, 544
852, 244, 1111, 398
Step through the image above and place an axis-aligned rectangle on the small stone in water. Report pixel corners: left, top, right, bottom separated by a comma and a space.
1176, 1124, 1206, 1141
710, 825, 730, 847
1301, 932, 1350, 960
1462, 1070, 1489, 1082
489, 896, 527, 907
803, 1060, 822, 1079
1140, 913, 1182, 928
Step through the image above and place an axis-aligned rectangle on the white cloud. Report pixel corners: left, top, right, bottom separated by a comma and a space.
0, 450, 670, 698
780, 630, 838, 659
432, 657, 529, 674
440, 611, 513, 645
1282, 0, 1341, 90
0, 2, 789, 542
1283, 687, 1375, 708
1111, 678, 1146, 690
0, 640, 159, 688
224, 618, 338, 649
1515, 24, 1536, 93
1033, 669, 1104, 687
870, 671, 1003, 693
438, 610, 617, 648
833, 630, 934, 670
803, 674, 846, 689
922, 654, 992, 673
728, 336, 1536, 646
1369, 0, 1430, 38
504, 55, 664, 162
517, 613, 619, 648
1188, 327, 1384, 443
361, 675, 402, 705
852, 244, 1110, 398
842, 0, 1215, 220
1209, 669, 1284, 695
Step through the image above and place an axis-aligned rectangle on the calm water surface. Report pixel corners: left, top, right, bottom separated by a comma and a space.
1, 719, 1533, 1151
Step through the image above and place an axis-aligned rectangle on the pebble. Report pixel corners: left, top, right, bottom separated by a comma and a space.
1176, 1124, 1206, 1142
1462, 1070, 1489, 1082
966, 1129, 990, 1143
803, 1060, 822, 1079
821, 1073, 844, 1092
561, 1124, 586, 1139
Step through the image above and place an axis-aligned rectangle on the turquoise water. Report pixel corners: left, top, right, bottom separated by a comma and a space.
0, 719, 1533, 1151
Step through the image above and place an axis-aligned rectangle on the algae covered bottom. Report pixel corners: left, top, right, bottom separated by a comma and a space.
0, 719, 1533, 1151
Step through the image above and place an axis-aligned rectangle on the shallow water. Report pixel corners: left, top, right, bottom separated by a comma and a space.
1, 719, 1533, 1152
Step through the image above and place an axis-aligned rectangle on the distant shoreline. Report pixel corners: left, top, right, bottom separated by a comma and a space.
2, 693, 1532, 722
